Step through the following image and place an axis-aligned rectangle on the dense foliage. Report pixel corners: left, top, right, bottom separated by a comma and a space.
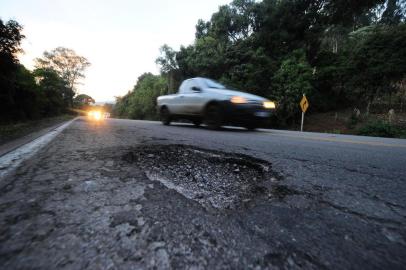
116, 0, 406, 125
358, 120, 406, 138
0, 19, 91, 123
113, 73, 167, 120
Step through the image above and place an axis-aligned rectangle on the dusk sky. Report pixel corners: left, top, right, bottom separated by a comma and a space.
0, 0, 230, 102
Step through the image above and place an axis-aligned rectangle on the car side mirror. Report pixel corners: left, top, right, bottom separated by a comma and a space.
191, 86, 201, 92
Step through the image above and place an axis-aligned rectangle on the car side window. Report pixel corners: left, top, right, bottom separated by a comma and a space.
188, 79, 201, 92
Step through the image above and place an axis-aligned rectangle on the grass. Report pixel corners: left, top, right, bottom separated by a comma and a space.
298, 109, 406, 139
0, 114, 75, 145
358, 121, 406, 139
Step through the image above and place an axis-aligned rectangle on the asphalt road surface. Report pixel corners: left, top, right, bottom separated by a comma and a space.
1, 118, 406, 269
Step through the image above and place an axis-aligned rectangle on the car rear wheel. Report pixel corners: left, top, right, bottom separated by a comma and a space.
244, 124, 257, 131
160, 107, 171, 125
193, 120, 202, 127
204, 104, 223, 130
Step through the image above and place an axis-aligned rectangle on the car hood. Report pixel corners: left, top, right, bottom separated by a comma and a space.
205, 88, 268, 101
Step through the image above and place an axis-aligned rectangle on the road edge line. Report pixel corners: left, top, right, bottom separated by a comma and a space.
0, 117, 77, 181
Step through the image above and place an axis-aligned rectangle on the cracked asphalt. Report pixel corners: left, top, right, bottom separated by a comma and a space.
1, 118, 406, 269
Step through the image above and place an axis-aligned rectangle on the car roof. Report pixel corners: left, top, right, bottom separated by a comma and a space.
189, 77, 209, 81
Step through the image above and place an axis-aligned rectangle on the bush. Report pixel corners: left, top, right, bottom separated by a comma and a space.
113, 73, 167, 120
346, 114, 359, 129
357, 121, 405, 138
271, 49, 314, 125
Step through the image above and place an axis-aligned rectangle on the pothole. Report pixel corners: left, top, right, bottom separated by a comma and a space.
122, 145, 281, 211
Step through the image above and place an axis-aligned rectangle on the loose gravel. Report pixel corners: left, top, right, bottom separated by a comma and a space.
122, 144, 279, 211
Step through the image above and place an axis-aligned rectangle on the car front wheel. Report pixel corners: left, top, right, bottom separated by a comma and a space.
160, 107, 171, 125
244, 124, 257, 131
204, 104, 223, 130
193, 120, 202, 127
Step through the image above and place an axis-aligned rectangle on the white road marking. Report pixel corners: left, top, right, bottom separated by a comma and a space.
0, 119, 76, 180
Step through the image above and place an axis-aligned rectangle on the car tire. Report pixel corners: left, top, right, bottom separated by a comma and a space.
244, 124, 257, 131
204, 104, 223, 130
193, 120, 202, 127
160, 107, 171, 125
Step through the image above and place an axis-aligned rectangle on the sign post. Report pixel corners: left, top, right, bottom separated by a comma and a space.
300, 94, 309, 132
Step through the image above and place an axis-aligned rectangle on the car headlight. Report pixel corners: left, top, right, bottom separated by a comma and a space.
93, 111, 102, 120
263, 101, 276, 109
230, 96, 247, 104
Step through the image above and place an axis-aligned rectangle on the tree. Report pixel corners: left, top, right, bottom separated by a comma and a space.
321, 0, 386, 28
33, 68, 74, 115
379, 0, 406, 25
156, 44, 178, 74
209, 0, 258, 43
74, 94, 95, 106
156, 45, 182, 93
272, 50, 314, 125
220, 44, 276, 96
13, 65, 42, 120
35, 47, 90, 93
0, 19, 24, 59
1, 19, 79, 123
195, 19, 211, 39
0, 19, 26, 122
179, 36, 227, 79
73, 94, 95, 112
113, 73, 167, 120
345, 24, 406, 114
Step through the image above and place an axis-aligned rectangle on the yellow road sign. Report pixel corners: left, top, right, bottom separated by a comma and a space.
300, 95, 309, 113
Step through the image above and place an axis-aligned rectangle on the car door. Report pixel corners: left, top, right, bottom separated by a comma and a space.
183, 79, 205, 114
171, 80, 190, 114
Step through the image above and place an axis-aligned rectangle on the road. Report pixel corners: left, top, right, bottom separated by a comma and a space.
1, 117, 406, 269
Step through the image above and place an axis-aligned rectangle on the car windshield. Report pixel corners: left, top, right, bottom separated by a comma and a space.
203, 79, 226, 89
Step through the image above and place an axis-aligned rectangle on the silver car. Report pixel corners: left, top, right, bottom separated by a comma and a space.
157, 77, 276, 130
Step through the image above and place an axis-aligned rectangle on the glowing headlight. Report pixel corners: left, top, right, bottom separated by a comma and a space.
263, 101, 276, 109
230, 96, 247, 104
93, 111, 102, 120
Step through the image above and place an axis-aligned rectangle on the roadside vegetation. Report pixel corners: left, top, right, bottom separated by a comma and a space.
358, 121, 406, 138
0, 114, 75, 145
0, 19, 93, 125
114, 0, 406, 138
302, 109, 406, 138
114, 73, 167, 120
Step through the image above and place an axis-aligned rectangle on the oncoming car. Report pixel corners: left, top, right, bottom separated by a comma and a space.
87, 110, 104, 121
